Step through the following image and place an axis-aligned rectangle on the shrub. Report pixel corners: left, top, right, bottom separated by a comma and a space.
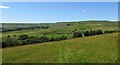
14, 35, 16, 37
73, 32, 82, 38
7, 35, 10, 38
41, 26, 49, 29
104, 30, 117, 34
118, 30, 120, 32
2, 42, 6, 48
83, 31, 89, 36
83, 30, 103, 36
61, 35, 67, 40
52, 37, 61, 41
49, 36, 55, 41
2, 37, 23, 47
95, 30, 103, 35
38, 36, 50, 43
23, 39, 37, 44
49, 35, 67, 41
19, 34, 28, 40
75, 29, 77, 31
66, 24, 70, 26
89, 30, 96, 36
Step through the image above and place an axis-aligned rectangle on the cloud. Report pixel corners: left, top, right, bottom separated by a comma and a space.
0, 6, 10, 9
82, 10, 86, 12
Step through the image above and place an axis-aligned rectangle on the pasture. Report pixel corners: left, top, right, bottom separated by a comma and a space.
2, 33, 118, 63
2, 21, 119, 63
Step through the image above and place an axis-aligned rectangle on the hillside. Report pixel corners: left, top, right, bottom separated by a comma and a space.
3, 33, 118, 63
2, 21, 118, 38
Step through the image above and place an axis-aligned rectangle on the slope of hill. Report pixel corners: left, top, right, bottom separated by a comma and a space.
3, 33, 118, 63
2, 21, 118, 38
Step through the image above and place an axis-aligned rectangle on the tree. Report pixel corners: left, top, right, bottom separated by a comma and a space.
7, 35, 10, 38
49, 36, 55, 41
61, 35, 67, 40
2, 42, 6, 48
14, 35, 16, 37
83, 31, 89, 36
104, 30, 117, 34
96, 30, 103, 35
66, 24, 70, 26
19, 34, 28, 40
89, 30, 96, 36
38, 36, 50, 43
3, 37, 23, 47
73, 32, 82, 38
75, 29, 77, 31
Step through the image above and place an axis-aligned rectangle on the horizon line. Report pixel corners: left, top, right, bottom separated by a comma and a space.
1, 20, 118, 23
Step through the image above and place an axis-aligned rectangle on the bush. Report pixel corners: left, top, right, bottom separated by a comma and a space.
95, 30, 103, 35
19, 34, 28, 40
39, 36, 50, 42
61, 35, 67, 40
2, 42, 6, 48
51, 37, 61, 41
2, 37, 23, 47
89, 30, 96, 36
14, 35, 16, 37
49, 36, 55, 41
66, 24, 70, 26
3, 34, 68, 48
75, 29, 77, 31
73, 32, 82, 38
83, 30, 102, 36
83, 31, 89, 36
23, 39, 38, 44
41, 26, 49, 29
7, 35, 10, 38
49, 35, 67, 41
104, 30, 117, 34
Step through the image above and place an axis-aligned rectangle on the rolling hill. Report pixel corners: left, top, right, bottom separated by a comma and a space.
2, 21, 118, 38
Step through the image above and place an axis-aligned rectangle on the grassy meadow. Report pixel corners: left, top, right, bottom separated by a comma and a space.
2, 21, 119, 63
2, 33, 118, 63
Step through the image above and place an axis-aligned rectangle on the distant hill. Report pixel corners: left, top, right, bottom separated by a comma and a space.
2, 20, 118, 38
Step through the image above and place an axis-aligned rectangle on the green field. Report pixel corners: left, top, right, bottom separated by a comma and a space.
2, 21, 119, 63
2, 33, 118, 63
2, 21, 118, 38
1, 1, 119, 63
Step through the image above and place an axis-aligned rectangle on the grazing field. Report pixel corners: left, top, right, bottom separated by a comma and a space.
2, 21, 118, 38
2, 33, 118, 63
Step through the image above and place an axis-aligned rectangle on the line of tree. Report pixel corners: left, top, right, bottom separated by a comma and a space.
2, 29, 119, 48
2, 34, 68, 48
104, 30, 118, 34
73, 29, 103, 38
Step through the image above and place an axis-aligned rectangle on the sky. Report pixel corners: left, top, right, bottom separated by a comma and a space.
1, 2, 118, 23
